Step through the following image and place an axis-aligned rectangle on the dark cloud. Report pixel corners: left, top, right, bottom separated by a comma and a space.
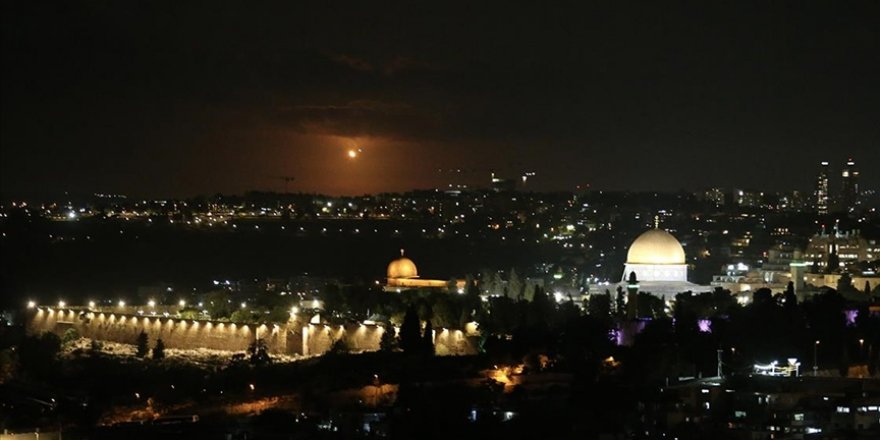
2, 1, 878, 196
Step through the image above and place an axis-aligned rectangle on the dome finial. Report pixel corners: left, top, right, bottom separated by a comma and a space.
654, 215, 660, 229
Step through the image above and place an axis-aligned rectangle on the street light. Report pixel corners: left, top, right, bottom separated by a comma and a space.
178, 299, 186, 307
27, 300, 36, 309
813, 340, 820, 376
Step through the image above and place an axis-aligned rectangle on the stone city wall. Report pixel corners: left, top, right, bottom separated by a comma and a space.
301, 323, 477, 356
27, 308, 289, 354
26, 308, 478, 357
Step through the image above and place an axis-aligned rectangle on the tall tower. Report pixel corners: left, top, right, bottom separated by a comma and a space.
840, 158, 859, 212
814, 161, 830, 214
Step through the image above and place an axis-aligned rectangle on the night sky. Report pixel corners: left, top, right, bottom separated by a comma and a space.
2, 2, 878, 197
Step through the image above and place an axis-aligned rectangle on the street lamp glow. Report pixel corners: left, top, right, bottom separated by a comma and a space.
178, 299, 186, 307
27, 300, 36, 309
58, 300, 65, 308
148, 299, 156, 308
118, 300, 126, 307
240, 302, 247, 309
88, 301, 96, 308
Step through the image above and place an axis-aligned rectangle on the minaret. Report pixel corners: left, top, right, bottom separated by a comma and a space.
626, 271, 639, 319
654, 215, 660, 229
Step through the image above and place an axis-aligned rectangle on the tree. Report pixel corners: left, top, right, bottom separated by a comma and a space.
431, 295, 457, 329
615, 287, 626, 317
0, 349, 17, 382
203, 290, 234, 319
783, 281, 798, 308
491, 272, 505, 297
61, 327, 80, 346
465, 274, 480, 297
230, 309, 256, 323
865, 281, 872, 296
399, 305, 422, 353
379, 326, 397, 352
90, 339, 104, 354
508, 268, 524, 300
248, 339, 272, 365
523, 283, 536, 302
637, 293, 666, 318
837, 273, 854, 293
135, 331, 149, 358
17, 332, 61, 379
527, 286, 554, 328
480, 269, 496, 295
329, 338, 349, 355
826, 246, 839, 273
752, 288, 773, 306
587, 292, 612, 320
422, 319, 435, 355
152, 338, 166, 360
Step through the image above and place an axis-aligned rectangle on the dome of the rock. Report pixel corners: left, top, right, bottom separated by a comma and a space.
626, 229, 686, 265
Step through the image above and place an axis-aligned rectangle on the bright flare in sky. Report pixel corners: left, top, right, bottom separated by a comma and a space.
348, 149, 358, 159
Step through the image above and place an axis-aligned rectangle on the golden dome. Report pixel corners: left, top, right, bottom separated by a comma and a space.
626, 229, 686, 265
387, 250, 419, 279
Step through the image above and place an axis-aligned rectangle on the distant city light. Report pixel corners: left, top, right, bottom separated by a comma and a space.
148, 299, 156, 307
88, 301, 96, 308
58, 300, 66, 308
118, 300, 126, 307
179, 299, 186, 307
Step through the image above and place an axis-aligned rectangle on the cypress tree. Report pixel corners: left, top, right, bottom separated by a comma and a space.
399, 305, 421, 353
152, 338, 165, 360
135, 331, 149, 358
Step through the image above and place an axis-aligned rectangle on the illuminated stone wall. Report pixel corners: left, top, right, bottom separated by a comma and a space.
302, 323, 384, 355
301, 324, 477, 356
26, 308, 289, 353
26, 308, 477, 357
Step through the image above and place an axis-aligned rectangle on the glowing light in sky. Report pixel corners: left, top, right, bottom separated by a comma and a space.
348, 149, 358, 159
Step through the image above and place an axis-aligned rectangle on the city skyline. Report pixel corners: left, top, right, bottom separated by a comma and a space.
2, 2, 878, 197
